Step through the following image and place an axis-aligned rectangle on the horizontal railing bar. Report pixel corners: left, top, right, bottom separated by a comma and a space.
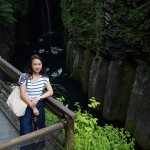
50, 132, 65, 147
0, 65, 18, 82
0, 80, 12, 93
44, 100, 64, 118
0, 57, 22, 76
0, 122, 66, 150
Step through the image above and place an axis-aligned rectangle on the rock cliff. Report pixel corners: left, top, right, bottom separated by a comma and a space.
62, 0, 150, 149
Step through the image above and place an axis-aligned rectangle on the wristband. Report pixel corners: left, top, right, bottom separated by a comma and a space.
39, 96, 43, 100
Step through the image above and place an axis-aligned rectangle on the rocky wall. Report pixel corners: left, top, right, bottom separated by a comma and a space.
125, 63, 150, 149
102, 61, 125, 120
63, 0, 150, 149
0, 25, 15, 62
66, 38, 150, 149
0, 25, 16, 81
88, 58, 109, 111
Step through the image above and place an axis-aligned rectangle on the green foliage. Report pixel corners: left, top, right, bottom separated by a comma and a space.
0, 0, 16, 27
113, 1, 150, 59
8, 0, 29, 18
0, 0, 29, 27
45, 108, 59, 126
74, 97, 135, 150
88, 97, 100, 108
61, 0, 150, 61
6, 82, 17, 89
103, 125, 135, 150
45, 96, 135, 149
44, 85, 135, 149
61, 0, 103, 51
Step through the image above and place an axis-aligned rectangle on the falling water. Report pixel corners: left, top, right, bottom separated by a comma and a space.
41, 5, 46, 34
45, 0, 51, 32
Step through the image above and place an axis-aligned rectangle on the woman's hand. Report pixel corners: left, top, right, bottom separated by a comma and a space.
29, 101, 35, 108
32, 97, 41, 106
33, 107, 39, 116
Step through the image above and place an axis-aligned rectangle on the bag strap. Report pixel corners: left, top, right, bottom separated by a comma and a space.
25, 75, 28, 87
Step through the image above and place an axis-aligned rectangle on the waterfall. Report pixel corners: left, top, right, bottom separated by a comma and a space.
41, 5, 46, 34
45, 0, 52, 32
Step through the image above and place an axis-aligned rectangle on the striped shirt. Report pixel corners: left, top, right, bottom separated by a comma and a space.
18, 73, 49, 100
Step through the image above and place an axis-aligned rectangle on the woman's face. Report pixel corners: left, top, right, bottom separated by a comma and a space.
31, 58, 42, 73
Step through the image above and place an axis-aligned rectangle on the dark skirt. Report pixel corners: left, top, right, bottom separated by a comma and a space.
20, 100, 45, 150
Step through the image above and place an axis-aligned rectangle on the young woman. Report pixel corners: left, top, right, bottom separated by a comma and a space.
19, 54, 53, 149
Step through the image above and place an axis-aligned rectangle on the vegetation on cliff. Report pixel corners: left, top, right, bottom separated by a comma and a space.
0, 0, 15, 27
0, 0, 29, 27
61, 0, 150, 62
61, 0, 103, 53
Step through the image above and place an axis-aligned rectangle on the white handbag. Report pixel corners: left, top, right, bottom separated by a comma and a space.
6, 74, 28, 117
6, 86, 27, 117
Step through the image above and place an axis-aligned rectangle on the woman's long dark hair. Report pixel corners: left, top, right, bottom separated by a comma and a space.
24, 55, 47, 77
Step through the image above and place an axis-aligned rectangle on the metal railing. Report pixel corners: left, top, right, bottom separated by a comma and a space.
0, 56, 76, 150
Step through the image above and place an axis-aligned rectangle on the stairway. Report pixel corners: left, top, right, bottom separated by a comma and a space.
0, 94, 19, 144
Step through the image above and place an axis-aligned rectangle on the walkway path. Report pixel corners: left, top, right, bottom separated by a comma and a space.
0, 109, 19, 144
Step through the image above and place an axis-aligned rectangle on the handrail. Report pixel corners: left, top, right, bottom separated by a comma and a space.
45, 97, 76, 119
0, 122, 65, 150
0, 56, 76, 150
0, 56, 22, 76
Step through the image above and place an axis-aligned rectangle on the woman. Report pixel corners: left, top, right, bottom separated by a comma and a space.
19, 54, 53, 149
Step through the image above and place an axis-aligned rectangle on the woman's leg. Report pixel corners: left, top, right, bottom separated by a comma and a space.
20, 106, 33, 150
20, 106, 33, 135
34, 100, 46, 149
36, 100, 45, 129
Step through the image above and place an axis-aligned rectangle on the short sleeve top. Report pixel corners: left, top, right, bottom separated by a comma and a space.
18, 73, 49, 100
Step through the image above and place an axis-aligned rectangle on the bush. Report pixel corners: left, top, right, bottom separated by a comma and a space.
45, 97, 135, 150
74, 97, 135, 150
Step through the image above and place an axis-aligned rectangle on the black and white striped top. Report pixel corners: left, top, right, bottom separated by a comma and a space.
18, 73, 49, 100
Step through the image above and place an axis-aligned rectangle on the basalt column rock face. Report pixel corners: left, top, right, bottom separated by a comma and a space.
125, 63, 150, 149
66, 39, 76, 74
81, 50, 95, 93
70, 46, 84, 82
134, 79, 150, 149
102, 61, 136, 121
102, 61, 124, 120
66, 38, 84, 82
125, 64, 149, 133
88, 58, 109, 111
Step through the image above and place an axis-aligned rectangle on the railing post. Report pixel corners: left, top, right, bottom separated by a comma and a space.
65, 118, 74, 150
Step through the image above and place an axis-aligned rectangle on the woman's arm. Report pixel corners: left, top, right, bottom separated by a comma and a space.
32, 81, 53, 105
41, 81, 53, 99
